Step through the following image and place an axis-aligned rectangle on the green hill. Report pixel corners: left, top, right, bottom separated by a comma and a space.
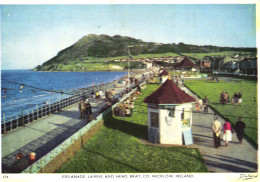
34, 34, 256, 71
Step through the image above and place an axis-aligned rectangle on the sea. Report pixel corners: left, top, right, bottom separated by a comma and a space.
1, 70, 127, 121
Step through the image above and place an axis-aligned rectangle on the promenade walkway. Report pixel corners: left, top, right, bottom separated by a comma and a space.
185, 86, 258, 173
1, 87, 126, 173
2, 76, 257, 173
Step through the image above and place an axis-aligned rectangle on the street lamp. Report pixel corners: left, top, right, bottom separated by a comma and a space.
127, 45, 134, 90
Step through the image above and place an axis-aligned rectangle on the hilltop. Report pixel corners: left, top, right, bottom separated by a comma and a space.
33, 34, 256, 71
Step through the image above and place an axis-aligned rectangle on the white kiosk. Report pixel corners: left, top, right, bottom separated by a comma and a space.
144, 79, 196, 145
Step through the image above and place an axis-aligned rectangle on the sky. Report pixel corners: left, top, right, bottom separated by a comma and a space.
0, 4, 257, 70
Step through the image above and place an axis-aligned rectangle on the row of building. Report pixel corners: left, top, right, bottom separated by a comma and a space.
199, 55, 257, 75
106, 53, 257, 75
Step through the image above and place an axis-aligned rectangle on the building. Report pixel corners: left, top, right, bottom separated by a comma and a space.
239, 57, 257, 75
223, 61, 239, 72
144, 79, 196, 145
174, 56, 197, 70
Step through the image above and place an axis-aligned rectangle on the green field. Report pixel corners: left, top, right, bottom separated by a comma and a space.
56, 84, 208, 173
35, 52, 183, 71
185, 78, 258, 146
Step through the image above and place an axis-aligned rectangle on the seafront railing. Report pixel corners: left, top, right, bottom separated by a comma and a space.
1, 72, 149, 134
22, 80, 146, 173
1, 81, 116, 134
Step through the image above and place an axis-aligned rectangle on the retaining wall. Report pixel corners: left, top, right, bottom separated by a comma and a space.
22, 82, 145, 173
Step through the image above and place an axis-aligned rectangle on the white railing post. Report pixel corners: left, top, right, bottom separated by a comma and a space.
32, 110, 34, 121
16, 115, 19, 128
27, 111, 29, 123
36, 104, 39, 119
10, 117, 13, 131
3, 113, 6, 133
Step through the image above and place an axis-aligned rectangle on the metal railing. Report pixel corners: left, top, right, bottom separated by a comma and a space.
22, 80, 147, 173
1, 73, 150, 134
1, 81, 116, 134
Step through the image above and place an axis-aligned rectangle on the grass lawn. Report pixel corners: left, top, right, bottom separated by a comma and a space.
185, 78, 257, 147
56, 84, 208, 173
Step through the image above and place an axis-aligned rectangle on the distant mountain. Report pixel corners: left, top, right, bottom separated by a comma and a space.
34, 34, 256, 71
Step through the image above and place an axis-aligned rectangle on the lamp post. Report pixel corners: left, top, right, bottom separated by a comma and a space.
127, 46, 134, 91
126, 44, 144, 90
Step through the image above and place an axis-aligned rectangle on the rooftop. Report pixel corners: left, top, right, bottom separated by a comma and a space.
144, 79, 196, 105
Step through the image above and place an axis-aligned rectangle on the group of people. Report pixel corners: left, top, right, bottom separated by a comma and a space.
172, 75, 184, 86
105, 89, 115, 102
212, 116, 246, 148
12, 152, 36, 173
195, 96, 209, 112
78, 98, 93, 122
219, 91, 242, 105
113, 92, 137, 117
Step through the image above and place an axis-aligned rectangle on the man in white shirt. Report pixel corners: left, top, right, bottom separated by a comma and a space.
212, 116, 222, 148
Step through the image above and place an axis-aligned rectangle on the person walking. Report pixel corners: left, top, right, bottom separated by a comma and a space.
28, 152, 36, 165
203, 96, 209, 112
212, 116, 222, 148
235, 117, 246, 143
12, 153, 30, 173
223, 118, 233, 146
85, 99, 93, 123
78, 99, 86, 119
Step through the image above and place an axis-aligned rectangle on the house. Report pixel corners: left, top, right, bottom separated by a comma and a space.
239, 57, 257, 75
143, 62, 153, 69
223, 61, 239, 72
144, 79, 196, 145
174, 56, 197, 70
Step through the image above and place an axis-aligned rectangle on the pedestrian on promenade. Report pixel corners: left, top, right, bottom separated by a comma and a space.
12, 153, 30, 173
223, 118, 233, 146
78, 99, 86, 119
85, 99, 93, 122
235, 117, 246, 143
95, 91, 100, 99
203, 96, 209, 112
28, 152, 36, 165
212, 116, 222, 148
91, 90, 95, 99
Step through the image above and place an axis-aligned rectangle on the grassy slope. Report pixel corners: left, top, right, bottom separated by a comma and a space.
37, 51, 258, 71
35, 52, 181, 71
56, 84, 208, 173
185, 79, 257, 146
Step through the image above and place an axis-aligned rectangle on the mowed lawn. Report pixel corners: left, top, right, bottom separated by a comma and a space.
185, 78, 257, 146
56, 84, 208, 173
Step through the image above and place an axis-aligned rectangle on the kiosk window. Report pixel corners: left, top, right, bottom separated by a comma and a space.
169, 108, 175, 117
150, 112, 159, 127
181, 108, 185, 120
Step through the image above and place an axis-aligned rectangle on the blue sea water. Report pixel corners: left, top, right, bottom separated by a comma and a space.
1, 70, 126, 119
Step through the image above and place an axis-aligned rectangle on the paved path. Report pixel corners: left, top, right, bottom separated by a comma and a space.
184, 86, 258, 173
1, 87, 125, 173
2, 76, 257, 173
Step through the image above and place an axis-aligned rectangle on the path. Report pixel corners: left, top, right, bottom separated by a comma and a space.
1, 87, 126, 173
185, 85, 258, 172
